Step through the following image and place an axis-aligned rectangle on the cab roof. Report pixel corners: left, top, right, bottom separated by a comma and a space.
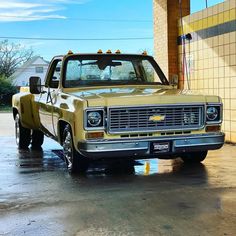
55, 50, 153, 59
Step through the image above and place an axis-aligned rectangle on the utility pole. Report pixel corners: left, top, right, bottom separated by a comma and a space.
206, 0, 208, 8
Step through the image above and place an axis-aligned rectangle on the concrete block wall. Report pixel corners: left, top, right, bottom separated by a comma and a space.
178, 0, 236, 142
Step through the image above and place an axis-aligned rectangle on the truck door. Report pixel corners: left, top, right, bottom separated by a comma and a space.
38, 58, 62, 137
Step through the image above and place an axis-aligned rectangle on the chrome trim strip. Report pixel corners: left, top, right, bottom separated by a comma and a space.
174, 142, 224, 148
107, 103, 206, 109
107, 127, 204, 135
81, 146, 148, 153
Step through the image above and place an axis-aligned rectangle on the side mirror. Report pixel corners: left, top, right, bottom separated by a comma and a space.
29, 76, 42, 94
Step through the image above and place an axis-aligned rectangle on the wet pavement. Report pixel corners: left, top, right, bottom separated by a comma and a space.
0, 114, 236, 236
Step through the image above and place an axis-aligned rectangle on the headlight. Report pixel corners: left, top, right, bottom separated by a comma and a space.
87, 112, 102, 127
206, 106, 220, 122
85, 109, 105, 129
207, 107, 218, 121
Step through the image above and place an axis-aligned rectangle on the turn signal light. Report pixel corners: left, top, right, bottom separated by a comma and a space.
206, 125, 221, 132
86, 132, 104, 139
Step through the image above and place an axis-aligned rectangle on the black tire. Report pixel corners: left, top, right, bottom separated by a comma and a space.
181, 151, 208, 164
62, 125, 89, 174
15, 114, 31, 150
31, 130, 44, 150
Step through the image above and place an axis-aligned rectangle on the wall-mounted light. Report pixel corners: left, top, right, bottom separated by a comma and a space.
185, 33, 192, 41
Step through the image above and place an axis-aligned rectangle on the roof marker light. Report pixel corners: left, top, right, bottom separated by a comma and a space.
115, 50, 121, 54
106, 50, 112, 54
67, 50, 73, 55
97, 49, 103, 54
142, 51, 148, 56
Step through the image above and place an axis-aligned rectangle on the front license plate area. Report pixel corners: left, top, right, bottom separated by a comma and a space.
151, 142, 170, 154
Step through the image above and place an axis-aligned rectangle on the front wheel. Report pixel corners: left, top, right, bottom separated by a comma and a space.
181, 151, 208, 163
15, 114, 31, 150
63, 125, 89, 174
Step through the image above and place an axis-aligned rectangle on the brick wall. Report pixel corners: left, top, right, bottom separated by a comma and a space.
153, 0, 190, 81
153, 0, 168, 77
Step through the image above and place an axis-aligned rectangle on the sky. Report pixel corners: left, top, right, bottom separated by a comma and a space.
0, 0, 225, 61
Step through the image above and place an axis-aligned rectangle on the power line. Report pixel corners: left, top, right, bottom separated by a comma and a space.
0, 15, 152, 23
0, 36, 153, 41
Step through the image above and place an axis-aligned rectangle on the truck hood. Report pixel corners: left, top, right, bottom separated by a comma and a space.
66, 85, 220, 107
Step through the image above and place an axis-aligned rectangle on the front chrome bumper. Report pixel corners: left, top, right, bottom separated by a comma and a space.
77, 132, 225, 159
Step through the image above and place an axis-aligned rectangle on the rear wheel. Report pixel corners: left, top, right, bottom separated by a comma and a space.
63, 125, 89, 174
15, 114, 31, 150
181, 151, 208, 163
31, 130, 44, 150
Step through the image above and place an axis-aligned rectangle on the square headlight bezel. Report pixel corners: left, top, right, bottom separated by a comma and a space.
206, 103, 223, 124
84, 108, 106, 131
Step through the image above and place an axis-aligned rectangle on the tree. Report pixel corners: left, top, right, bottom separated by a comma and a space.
0, 76, 17, 106
0, 40, 33, 78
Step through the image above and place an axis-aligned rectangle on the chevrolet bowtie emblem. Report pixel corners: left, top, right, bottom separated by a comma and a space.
149, 115, 166, 122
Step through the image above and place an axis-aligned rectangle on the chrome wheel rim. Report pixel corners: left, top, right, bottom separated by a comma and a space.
15, 117, 20, 146
63, 132, 73, 170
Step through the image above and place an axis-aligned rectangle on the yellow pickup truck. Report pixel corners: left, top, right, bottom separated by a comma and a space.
12, 51, 225, 173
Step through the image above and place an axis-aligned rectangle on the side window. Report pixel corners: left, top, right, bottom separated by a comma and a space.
65, 60, 81, 87
47, 60, 62, 88
66, 60, 81, 81
142, 60, 161, 83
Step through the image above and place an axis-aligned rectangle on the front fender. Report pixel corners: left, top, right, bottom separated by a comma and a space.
56, 97, 87, 148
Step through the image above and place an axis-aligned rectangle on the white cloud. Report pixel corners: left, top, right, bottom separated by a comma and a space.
20, 41, 45, 47
0, 0, 88, 22
0, 1, 43, 9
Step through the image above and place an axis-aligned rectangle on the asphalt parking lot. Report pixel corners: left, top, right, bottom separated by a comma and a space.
0, 113, 236, 236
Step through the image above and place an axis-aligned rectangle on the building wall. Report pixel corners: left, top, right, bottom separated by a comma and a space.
153, 0, 190, 80
167, 0, 190, 86
14, 65, 48, 87
14, 57, 49, 87
178, 0, 236, 142
153, 0, 168, 77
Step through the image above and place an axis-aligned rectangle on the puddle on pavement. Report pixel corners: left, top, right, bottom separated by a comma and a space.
4, 136, 206, 178
16, 149, 66, 173
16, 148, 192, 176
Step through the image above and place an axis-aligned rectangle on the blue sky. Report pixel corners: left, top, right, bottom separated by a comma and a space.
0, 0, 224, 60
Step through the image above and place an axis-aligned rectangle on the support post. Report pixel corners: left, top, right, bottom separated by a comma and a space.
153, 0, 190, 88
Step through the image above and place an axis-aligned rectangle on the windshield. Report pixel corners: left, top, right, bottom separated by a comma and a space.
64, 56, 167, 87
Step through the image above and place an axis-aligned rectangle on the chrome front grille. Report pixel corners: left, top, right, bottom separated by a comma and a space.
108, 105, 204, 134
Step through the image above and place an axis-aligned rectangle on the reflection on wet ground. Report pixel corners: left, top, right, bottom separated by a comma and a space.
0, 137, 236, 236
16, 143, 205, 178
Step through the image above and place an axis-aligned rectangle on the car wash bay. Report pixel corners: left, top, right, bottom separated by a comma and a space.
0, 113, 236, 235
